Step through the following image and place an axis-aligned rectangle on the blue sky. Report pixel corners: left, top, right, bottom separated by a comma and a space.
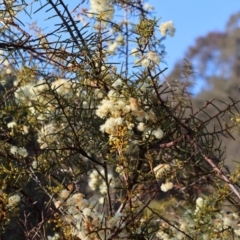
151, 1, 240, 73
25, 1, 240, 70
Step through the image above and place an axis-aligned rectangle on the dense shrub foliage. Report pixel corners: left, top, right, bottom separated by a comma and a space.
0, 0, 240, 239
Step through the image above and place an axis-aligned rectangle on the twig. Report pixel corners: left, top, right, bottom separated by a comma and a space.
187, 135, 240, 201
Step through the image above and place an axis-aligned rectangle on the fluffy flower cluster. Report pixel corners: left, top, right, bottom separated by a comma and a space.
13, 78, 95, 151
7, 194, 21, 207
7, 121, 17, 129
14, 78, 75, 121
96, 85, 164, 141
107, 35, 124, 53
147, 51, 161, 63
134, 51, 161, 68
88, 0, 114, 21
144, 128, 164, 139
159, 21, 176, 37
88, 169, 115, 204
0, 52, 13, 74
47, 233, 60, 240
96, 89, 129, 119
131, 48, 139, 57
10, 146, 28, 157
37, 123, 61, 149
195, 197, 204, 213
54, 189, 127, 239
15, 78, 73, 101
100, 117, 123, 134
160, 182, 173, 192
144, 3, 154, 11
153, 164, 171, 178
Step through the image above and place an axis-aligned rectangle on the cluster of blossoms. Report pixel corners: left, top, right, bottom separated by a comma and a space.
153, 164, 171, 178
13, 78, 82, 149
133, 50, 161, 68
14, 78, 74, 101
130, 19, 175, 68
0, 191, 21, 224
96, 79, 164, 141
0, 1, 19, 35
10, 145, 28, 157
37, 122, 66, 149
159, 21, 176, 37
160, 182, 174, 192
107, 34, 124, 54
53, 189, 128, 239
88, 0, 114, 22
88, 169, 115, 204
37, 123, 56, 149
156, 197, 240, 239
47, 233, 60, 240
153, 164, 174, 192
7, 193, 21, 208
144, 3, 155, 11
14, 78, 75, 120
0, 53, 12, 74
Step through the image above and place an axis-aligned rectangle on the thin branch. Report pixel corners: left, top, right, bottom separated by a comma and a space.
187, 135, 240, 201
